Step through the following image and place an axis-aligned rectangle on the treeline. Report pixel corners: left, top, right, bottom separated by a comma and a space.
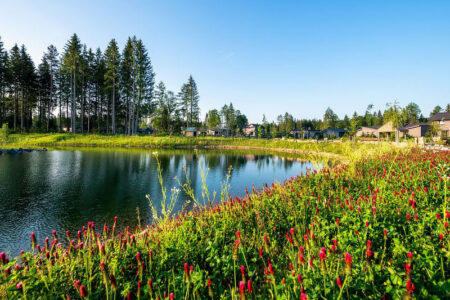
0, 34, 448, 137
0, 34, 201, 134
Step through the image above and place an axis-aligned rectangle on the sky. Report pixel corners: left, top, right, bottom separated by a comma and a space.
1, 0, 450, 122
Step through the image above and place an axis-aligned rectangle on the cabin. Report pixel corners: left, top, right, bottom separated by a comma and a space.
377, 121, 404, 139
206, 129, 221, 136
206, 128, 231, 137
399, 124, 430, 138
184, 127, 201, 137
356, 126, 380, 137
243, 124, 264, 137
377, 121, 431, 139
322, 128, 347, 138
290, 129, 303, 139
429, 112, 450, 138
303, 130, 322, 139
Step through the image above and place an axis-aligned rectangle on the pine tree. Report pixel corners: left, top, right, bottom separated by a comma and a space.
93, 48, 105, 132
0, 36, 8, 127
43, 45, 59, 131
133, 39, 154, 134
38, 55, 51, 129
62, 34, 82, 133
104, 39, 120, 134
121, 38, 134, 135
179, 75, 199, 127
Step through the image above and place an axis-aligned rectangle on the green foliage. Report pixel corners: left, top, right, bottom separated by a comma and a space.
205, 109, 221, 129
0, 123, 8, 144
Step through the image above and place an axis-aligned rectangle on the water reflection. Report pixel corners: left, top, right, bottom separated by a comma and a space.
0, 148, 320, 255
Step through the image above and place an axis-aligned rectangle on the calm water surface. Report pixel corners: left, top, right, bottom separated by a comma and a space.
0, 148, 320, 255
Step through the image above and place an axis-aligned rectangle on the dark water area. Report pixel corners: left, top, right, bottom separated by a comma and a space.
0, 148, 321, 255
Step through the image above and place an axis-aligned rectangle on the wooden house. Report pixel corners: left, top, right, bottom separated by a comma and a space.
429, 112, 450, 138
356, 126, 380, 137
184, 127, 200, 137
243, 124, 264, 137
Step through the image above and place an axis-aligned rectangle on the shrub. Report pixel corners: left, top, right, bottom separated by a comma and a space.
0, 124, 8, 144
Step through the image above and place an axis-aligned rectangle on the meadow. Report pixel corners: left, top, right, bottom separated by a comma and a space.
0, 136, 448, 299
3, 133, 414, 162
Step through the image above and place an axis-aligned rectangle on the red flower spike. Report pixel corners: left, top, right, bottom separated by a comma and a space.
80, 285, 88, 298
247, 280, 253, 293
16, 282, 23, 291
345, 253, 352, 266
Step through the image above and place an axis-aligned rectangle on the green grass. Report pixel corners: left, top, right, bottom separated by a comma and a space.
4, 133, 412, 162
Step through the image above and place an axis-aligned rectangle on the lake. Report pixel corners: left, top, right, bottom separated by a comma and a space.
0, 148, 321, 255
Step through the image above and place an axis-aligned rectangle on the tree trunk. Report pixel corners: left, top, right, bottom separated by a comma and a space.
71, 71, 77, 133
20, 87, 24, 132
112, 80, 116, 134
14, 88, 17, 131
59, 91, 62, 132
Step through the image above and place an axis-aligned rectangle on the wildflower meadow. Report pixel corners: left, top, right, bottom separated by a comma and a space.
0, 148, 449, 299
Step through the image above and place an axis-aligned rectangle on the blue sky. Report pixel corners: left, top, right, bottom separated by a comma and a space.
1, 0, 449, 122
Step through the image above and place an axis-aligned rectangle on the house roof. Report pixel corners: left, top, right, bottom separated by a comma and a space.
185, 127, 198, 132
430, 112, 450, 121
400, 123, 430, 130
377, 121, 396, 133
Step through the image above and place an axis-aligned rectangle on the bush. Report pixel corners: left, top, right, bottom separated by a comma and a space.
0, 124, 8, 144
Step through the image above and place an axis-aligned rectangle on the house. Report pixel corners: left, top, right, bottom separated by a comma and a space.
356, 126, 380, 137
184, 127, 201, 137
429, 112, 450, 138
243, 124, 264, 137
399, 124, 430, 138
303, 130, 322, 139
321, 128, 347, 138
206, 129, 220, 136
377, 121, 431, 139
206, 128, 231, 137
290, 129, 322, 139
290, 129, 303, 139
377, 121, 404, 139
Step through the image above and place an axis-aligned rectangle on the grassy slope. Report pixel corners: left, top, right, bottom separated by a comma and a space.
1, 144, 448, 299
4, 133, 413, 161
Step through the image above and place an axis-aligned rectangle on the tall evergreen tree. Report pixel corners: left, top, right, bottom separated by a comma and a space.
133, 39, 155, 134
37, 55, 51, 129
104, 39, 120, 134
179, 75, 199, 127
62, 34, 82, 133
93, 48, 105, 132
402, 102, 421, 124
43, 45, 59, 131
121, 38, 134, 134
0, 37, 8, 127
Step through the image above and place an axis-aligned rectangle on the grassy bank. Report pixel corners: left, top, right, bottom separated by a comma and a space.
5, 133, 413, 162
0, 148, 448, 299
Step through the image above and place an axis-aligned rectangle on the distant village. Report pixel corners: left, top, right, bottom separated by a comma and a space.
183, 110, 450, 142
